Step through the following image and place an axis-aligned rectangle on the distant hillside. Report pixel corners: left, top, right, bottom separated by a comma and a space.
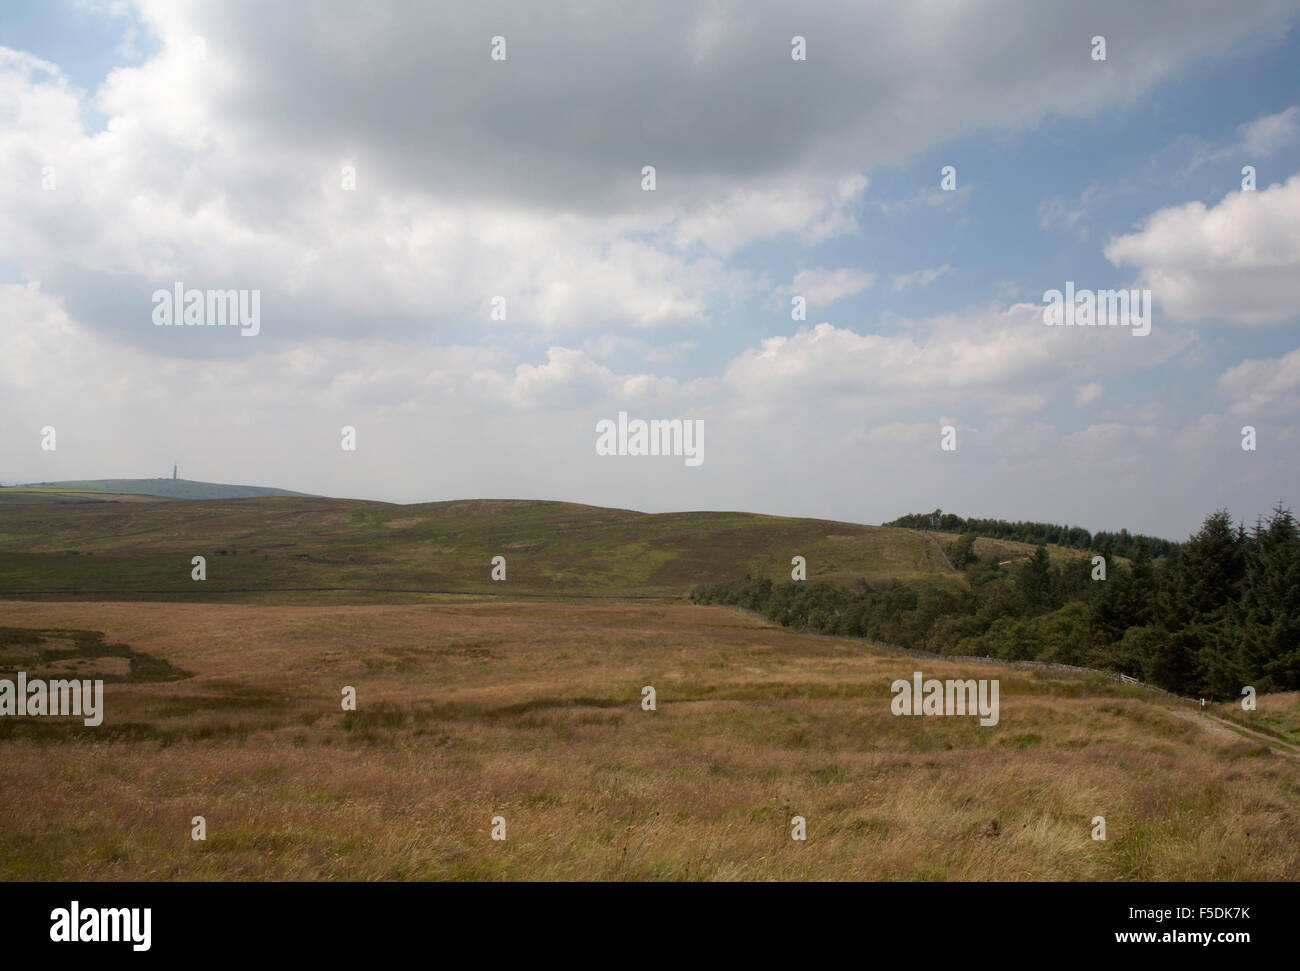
884, 509, 1179, 558
10, 478, 314, 500
699, 504, 1300, 699
0, 495, 957, 602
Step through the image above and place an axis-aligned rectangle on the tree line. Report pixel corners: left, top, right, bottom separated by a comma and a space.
693, 505, 1299, 697
883, 509, 1179, 559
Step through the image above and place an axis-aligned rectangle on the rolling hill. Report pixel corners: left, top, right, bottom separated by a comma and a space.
7, 478, 315, 500
0, 492, 1047, 602
2, 489, 1295, 884
0, 490, 1101, 603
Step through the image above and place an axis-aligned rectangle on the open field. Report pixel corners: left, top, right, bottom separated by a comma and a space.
1, 598, 1297, 881
0, 495, 970, 601
0, 493, 1087, 603
3, 494, 1293, 882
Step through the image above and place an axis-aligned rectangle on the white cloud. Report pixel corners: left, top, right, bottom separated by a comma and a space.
584, 334, 697, 364
1038, 196, 1086, 232
891, 264, 951, 291
1105, 174, 1300, 324
775, 266, 875, 307
1075, 382, 1104, 406
1037, 182, 1131, 239
2, 2, 1298, 536
671, 176, 867, 257
874, 185, 967, 215
6, 0, 1296, 345
1181, 105, 1300, 175
1236, 105, 1300, 157
721, 303, 1190, 421
0, 282, 1291, 537
1218, 346, 1300, 417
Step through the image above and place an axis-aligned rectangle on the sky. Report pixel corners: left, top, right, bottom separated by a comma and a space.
1, 0, 1298, 541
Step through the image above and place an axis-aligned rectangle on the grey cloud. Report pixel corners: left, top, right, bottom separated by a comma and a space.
171, 0, 1300, 211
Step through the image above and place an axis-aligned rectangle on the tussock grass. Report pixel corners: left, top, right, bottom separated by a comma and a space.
1212, 691, 1300, 746
0, 600, 1296, 881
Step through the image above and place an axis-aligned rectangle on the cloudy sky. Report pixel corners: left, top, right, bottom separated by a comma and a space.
2, 0, 1298, 540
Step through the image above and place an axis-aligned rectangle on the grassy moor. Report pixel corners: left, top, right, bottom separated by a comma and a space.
1, 491, 1297, 881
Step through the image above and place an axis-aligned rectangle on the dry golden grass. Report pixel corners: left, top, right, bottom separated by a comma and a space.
1211, 691, 1300, 748
0, 599, 1296, 881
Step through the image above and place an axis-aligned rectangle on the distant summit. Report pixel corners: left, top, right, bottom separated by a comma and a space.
12, 478, 315, 500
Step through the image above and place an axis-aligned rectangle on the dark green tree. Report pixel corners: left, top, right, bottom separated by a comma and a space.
1016, 545, 1054, 612
1230, 505, 1300, 691
949, 532, 978, 570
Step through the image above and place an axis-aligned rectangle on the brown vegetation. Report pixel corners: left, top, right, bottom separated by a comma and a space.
1, 599, 1295, 880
